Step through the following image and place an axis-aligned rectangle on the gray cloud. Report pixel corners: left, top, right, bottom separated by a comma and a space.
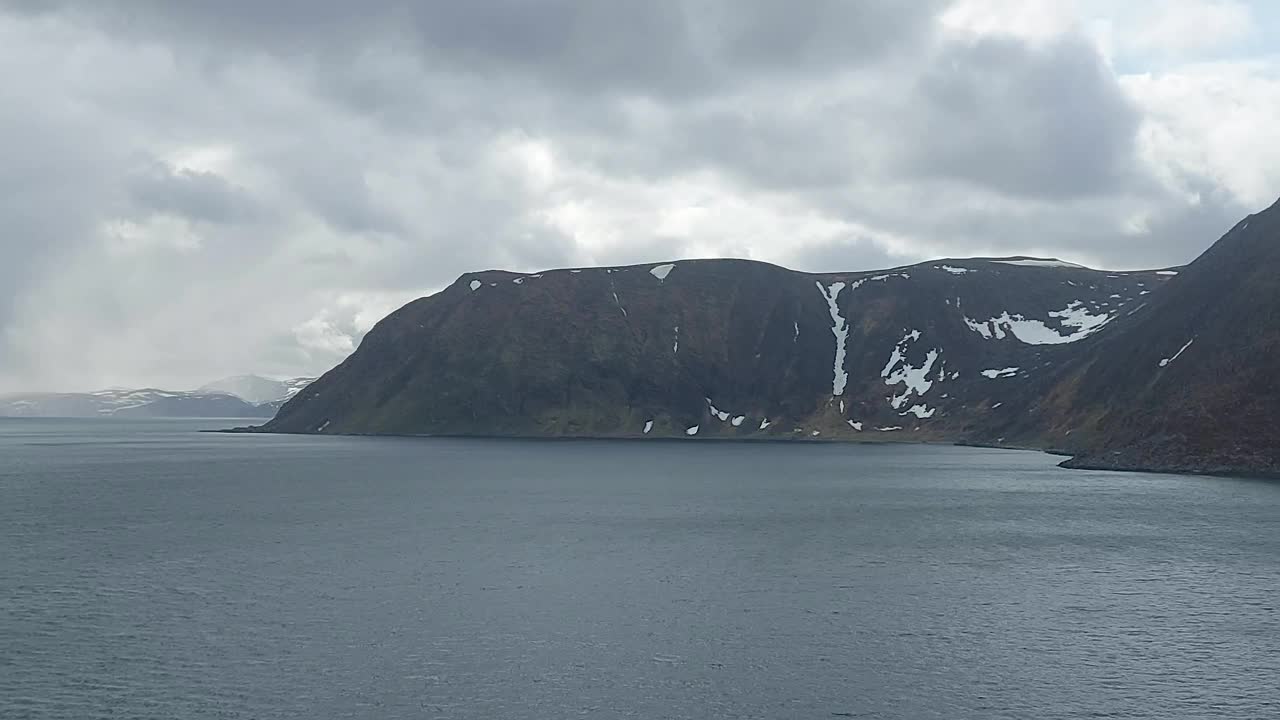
784, 234, 903, 276
0, 70, 123, 361
0, 1, 1270, 391
275, 150, 402, 237
905, 34, 1142, 198
126, 161, 264, 224
11, 1, 945, 97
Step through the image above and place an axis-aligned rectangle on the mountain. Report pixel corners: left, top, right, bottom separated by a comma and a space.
1041, 199, 1280, 476
0, 388, 275, 419
198, 375, 315, 404
257, 200, 1279, 477
260, 255, 1165, 437
0, 375, 316, 420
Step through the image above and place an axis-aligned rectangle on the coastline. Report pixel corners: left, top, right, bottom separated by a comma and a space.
206, 426, 1276, 481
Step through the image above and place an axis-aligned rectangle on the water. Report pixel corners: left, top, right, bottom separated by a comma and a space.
2, 418, 1278, 719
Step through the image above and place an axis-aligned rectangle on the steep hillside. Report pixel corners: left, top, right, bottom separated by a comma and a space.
1041, 199, 1280, 476
263, 257, 1168, 445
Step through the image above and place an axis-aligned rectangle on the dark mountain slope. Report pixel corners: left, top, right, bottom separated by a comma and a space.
264, 257, 1166, 444
1046, 200, 1280, 476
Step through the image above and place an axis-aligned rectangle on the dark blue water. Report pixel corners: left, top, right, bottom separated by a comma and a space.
2, 418, 1278, 719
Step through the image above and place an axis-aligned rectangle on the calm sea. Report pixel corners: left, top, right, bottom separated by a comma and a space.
2, 418, 1278, 719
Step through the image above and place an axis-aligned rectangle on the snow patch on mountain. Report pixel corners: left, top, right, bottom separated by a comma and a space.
868, 272, 910, 283
993, 258, 1085, 268
965, 301, 1113, 345
281, 378, 313, 399
1049, 301, 1113, 336
981, 367, 1020, 378
705, 399, 729, 422
650, 263, 675, 281
1159, 339, 1194, 367
881, 331, 939, 410
902, 404, 936, 419
816, 281, 850, 396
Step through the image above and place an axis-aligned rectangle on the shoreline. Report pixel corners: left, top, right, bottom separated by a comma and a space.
205, 426, 1277, 481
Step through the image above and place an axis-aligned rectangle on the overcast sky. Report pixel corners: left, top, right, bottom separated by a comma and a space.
2, 0, 1278, 392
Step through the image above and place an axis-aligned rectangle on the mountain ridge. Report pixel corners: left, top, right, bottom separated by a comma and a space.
255, 200, 1278, 477
260, 258, 1168, 442
0, 375, 315, 419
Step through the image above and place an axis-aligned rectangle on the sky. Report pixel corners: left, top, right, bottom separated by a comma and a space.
1, 0, 1278, 392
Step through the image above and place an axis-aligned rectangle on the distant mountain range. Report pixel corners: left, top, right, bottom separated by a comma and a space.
0, 375, 315, 419
198, 375, 315, 405
259, 198, 1280, 477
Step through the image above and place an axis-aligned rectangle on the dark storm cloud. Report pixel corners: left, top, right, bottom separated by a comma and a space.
9, 0, 947, 96
0, 0, 1270, 391
274, 151, 403, 237
610, 30, 1144, 200
520, 27, 1145, 217
126, 162, 263, 224
906, 34, 1142, 198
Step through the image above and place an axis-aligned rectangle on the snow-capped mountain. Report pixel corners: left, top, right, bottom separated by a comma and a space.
0, 388, 274, 418
198, 375, 317, 404
0, 376, 316, 419
218, 200, 1280, 476
258, 249, 1186, 460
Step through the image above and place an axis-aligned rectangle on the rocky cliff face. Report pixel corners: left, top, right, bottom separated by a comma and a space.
261, 201, 1280, 477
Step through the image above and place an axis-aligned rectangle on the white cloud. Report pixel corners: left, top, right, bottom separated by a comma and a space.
292, 291, 424, 361
1123, 61, 1280, 208
939, 0, 1080, 43
1123, 0, 1252, 56
102, 217, 203, 254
